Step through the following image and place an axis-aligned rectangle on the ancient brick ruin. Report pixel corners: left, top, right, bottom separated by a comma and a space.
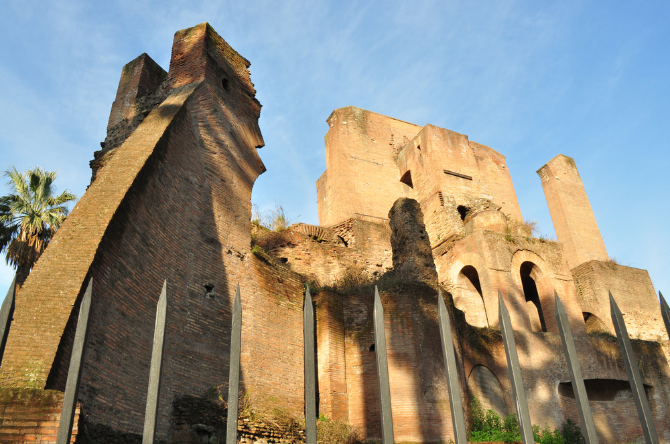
1, 22, 669, 443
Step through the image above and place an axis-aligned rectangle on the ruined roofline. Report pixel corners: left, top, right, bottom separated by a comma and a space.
326, 106, 507, 161
398, 123, 508, 162
536, 153, 578, 175
169, 22, 259, 100
326, 106, 423, 129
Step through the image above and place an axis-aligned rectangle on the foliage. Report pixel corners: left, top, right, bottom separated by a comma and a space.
606, 257, 623, 267
322, 266, 419, 296
316, 415, 360, 444
469, 395, 519, 442
251, 203, 263, 227
558, 419, 586, 444
524, 219, 539, 236
0, 166, 75, 283
587, 329, 617, 341
267, 204, 290, 232
469, 396, 585, 443
252, 203, 297, 232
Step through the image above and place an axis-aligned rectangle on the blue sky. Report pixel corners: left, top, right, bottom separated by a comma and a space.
0, 1, 668, 301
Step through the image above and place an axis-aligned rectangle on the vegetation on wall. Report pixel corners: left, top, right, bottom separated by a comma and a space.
469, 396, 585, 444
252, 203, 296, 233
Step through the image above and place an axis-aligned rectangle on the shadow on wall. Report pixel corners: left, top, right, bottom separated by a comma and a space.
344, 281, 447, 442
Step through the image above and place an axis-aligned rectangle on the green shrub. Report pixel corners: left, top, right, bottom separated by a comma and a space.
469, 396, 585, 444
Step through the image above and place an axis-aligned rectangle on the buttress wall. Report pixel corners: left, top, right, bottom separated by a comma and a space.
0, 23, 306, 440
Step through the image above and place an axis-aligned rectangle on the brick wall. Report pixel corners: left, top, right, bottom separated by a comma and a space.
255, 219, 393, 288
316, 107, 422, 226
435, 223, 586, 335
461, 325, 670, 443
314, 290, 348, 422
342, 286, 462, 442
317, 107, 525, 230
572, 260, 665, 342
0, 22, 307, 441
537, 155, 609, 270
0, 388, 79, 443
388, 198, 437, 284
397, 125, 524, 226
91, 53, 168, 183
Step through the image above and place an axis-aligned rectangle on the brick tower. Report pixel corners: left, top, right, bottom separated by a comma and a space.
0, 23, 307, 440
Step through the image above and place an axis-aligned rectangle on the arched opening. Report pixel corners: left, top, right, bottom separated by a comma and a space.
455, 265, 488, 327
468, 365, 507, 416
520, 261, 546, 332
583, 312, 609, 334
400, 170, 413, 188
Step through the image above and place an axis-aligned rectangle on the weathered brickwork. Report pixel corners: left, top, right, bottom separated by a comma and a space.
388, 198, 438, 285
396, 124, 524, 227
92, 52, 169, 182
341, 286, 464, 442
461, 327, 670, 443
315, 106, 669, 442
571, 259, 668, 364
1, 22, 669, 444
537, 155, 609, 270
0, 388, 79, 443
254, 219, 393, 288
316, 107, 422, 226
314, 290, 348, 422
0, 23, 306, 441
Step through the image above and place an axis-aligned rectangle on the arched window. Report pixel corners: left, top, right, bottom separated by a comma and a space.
468, 365, 508, 416
520, 262, 547, 332
455, 266, 489, 327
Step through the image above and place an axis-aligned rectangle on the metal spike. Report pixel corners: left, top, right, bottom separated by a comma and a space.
554, 291, 598, 444
56, 278, 93, 444
304, 285, 317, 444
0, 274, 16, 365
373, 286, 394, 444
437, 290, 467, 444
498, 291, 534, 444
226, 284, 243, 444
659, 292, 670, 341
142, 281, 168, 444
609, 292, 659, 444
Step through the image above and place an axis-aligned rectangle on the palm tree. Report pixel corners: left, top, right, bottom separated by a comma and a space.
0, 167, 76, 288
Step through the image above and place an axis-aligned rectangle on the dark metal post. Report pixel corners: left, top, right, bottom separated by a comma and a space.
142, 281, 168, 444
226, 284, 242, 444
304, 285, 317, 444
56, 278, 93, 444
498, 291, 534, 444
0, 274, 16, 364
554, 291, 598, 443
610, 292, 659, 444
373, 286, 394, 444
437, 290, 467, 444
660, 292, 670, 340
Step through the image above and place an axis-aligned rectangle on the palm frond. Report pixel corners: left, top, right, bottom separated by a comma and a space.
1, 166, 77, 271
